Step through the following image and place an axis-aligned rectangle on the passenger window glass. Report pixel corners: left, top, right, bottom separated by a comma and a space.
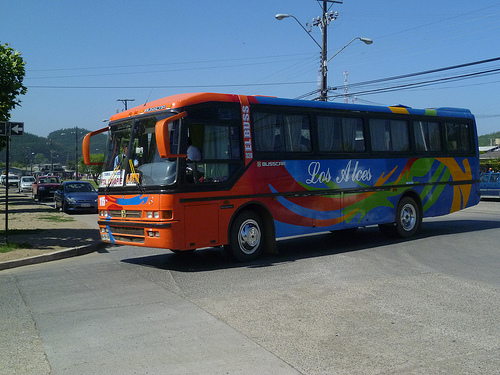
188, 125, 242, 183
445, 122, 471, 152
254, 112, 310, 152
490, 174, 499, 183
318, 116, 365, 152
414, 121, 442, 152
370, 119, 409, 152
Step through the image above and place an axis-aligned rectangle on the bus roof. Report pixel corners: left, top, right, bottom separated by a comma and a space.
109, 92, 474, 122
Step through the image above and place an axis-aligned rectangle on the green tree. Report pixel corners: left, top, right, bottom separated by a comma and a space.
0, 42, 27, 151
79, 153, 104, 183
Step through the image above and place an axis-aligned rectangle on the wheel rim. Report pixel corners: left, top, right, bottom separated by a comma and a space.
400, 203, 416, 231
238, 219, 261, 255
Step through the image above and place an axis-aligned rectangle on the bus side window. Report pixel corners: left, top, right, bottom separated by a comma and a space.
254, 112, 310, 152
318, 116, 364, 153
370, 119, 409, 152
195, 125, 242, 183
445, 122, 471, 152
414, 121, 442, 152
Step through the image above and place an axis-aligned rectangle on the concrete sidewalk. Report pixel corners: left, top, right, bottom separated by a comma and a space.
0, 188, 104, 270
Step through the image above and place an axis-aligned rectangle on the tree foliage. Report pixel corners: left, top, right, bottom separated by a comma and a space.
0, 42, 27, 150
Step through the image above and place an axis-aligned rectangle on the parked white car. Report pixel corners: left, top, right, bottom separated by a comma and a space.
1, 174, 20, 187
18, 176, 36, 192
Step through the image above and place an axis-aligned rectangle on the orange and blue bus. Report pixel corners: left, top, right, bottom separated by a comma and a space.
83, 92, 480, 261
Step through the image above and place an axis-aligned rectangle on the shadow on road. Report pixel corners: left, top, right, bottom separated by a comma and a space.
122, 218, 500, 273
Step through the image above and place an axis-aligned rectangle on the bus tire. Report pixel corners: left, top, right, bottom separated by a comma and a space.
227, 210, 264, 262
394, 196, 421, 238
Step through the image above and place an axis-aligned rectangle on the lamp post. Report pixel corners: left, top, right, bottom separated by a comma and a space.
327, 37, 373, 63
276, 1, 372, 101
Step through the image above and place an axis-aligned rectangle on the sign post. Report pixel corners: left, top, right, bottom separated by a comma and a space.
1, 121, 24, 243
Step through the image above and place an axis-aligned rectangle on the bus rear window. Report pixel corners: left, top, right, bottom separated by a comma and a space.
445, 122, 472, 152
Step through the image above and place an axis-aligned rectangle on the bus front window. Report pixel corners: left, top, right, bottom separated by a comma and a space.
133, 117, 178, 186
101, 115, 179, 188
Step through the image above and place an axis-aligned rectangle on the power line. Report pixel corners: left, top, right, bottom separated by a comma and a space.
26, 57, 500, 98
329, 67, 500, 99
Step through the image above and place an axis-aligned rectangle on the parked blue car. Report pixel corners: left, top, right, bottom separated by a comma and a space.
54, 181, 98, 213
479, 172, 500, 198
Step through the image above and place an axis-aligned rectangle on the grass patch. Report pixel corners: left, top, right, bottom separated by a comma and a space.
0, 241, 32, 253
39, 214, 75, 223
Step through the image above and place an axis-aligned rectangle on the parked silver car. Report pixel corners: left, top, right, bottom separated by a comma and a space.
18, 176, 36, 193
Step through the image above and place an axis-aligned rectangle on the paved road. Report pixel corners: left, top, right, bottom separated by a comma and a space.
1, 200, 499, 374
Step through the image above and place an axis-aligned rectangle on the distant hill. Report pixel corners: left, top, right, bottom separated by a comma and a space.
478, 131, 500, 147
0, 128, 106, 167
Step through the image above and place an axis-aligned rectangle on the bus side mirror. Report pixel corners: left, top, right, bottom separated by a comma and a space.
83, 126, 108, 165
156, 111, 188, 159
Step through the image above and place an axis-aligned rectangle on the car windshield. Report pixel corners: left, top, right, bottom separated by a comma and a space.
39, 177, 59, 183
22, 177, 35, 182
65, 183, 95, 193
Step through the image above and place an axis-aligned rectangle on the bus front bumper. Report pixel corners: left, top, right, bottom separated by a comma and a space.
97, 219, 180, 249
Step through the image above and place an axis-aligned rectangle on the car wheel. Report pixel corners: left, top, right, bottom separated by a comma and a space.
226, 210, 264, 262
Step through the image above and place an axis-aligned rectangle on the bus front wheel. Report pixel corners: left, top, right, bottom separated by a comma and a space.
226, 211, 264, 262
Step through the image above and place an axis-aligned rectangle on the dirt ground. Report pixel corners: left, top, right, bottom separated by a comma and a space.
0, 187, 100, 263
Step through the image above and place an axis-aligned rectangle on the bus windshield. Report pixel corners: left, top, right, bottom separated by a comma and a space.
101, 113, 180, 188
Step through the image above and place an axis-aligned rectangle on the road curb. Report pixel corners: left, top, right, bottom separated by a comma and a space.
0, 241, 107, 271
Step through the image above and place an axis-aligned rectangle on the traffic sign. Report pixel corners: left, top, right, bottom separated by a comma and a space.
0, 122, 24, 136
9, 122, 24, 135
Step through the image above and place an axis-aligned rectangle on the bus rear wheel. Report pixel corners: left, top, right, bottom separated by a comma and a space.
395, 196, 421, 238
226, 211, 264, 262
379, 196, 421, 238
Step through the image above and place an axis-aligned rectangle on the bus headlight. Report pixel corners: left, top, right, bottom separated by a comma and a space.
146, 211, 161, 219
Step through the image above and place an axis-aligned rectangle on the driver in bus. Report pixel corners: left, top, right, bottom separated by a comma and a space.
187, 137, 201, 162
186, 137, 202, 183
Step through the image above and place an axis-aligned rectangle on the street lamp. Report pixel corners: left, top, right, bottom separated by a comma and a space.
276, 4, 372, 101
275, 14, 321, 49
327, 37, 373, 63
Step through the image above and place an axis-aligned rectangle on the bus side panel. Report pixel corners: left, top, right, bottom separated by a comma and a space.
250, 156, 478, 238
184, 203, 219, 248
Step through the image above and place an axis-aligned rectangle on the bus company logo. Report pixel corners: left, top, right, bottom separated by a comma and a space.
306, 160, 372, 184
242, 105, 253, 160
258, 161, 286, 167
144, 105, 166, 113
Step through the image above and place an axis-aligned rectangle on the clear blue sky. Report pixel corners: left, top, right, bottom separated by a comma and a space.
2, 0, 500, 137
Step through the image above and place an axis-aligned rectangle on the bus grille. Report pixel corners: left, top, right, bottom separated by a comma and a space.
109, 226, 145, 244
107, 210, 142, 218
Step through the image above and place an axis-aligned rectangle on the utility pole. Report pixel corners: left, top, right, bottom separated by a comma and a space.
311, 1, 342, 101
277, 1, 371, 101
117, 99, 135, 111
75, 126, 78, 180
320, 0, 329, 101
